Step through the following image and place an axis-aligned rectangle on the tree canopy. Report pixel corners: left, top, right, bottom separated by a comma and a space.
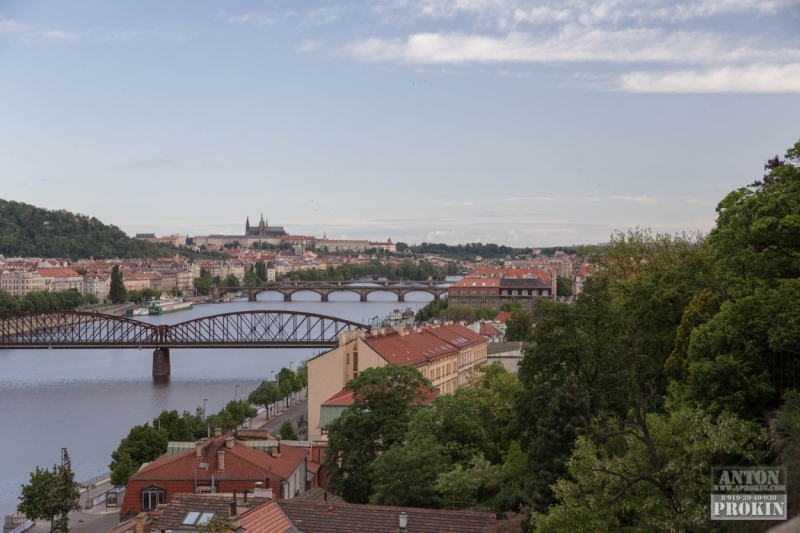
0, 199, 171, 259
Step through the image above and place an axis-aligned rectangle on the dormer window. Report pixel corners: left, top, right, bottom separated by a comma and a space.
141, 485, 166, 511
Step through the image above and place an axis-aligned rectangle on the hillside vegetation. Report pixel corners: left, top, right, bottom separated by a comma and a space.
0, 200, 170, 259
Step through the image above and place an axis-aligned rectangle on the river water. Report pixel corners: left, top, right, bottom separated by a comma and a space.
0, 290, 436, 514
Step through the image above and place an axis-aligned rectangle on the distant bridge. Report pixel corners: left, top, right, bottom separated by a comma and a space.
0, 310, 368, 376
213, 280, 450, 302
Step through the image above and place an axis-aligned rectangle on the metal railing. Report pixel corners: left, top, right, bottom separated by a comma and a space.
78, 471, 110, 488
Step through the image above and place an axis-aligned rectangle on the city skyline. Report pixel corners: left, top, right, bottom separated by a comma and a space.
1, 0, 799, 246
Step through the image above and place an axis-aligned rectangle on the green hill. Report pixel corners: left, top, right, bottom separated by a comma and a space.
0, 199, 171, 259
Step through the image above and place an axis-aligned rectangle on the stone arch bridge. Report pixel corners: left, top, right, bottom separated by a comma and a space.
213, 280, 450, 302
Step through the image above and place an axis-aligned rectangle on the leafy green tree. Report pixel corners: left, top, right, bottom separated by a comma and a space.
504, 310, 533, 342
0, 290, 20, 316
415, 299, 448, 323
109, 452, 136, 487
109, 423, 168, 486
446, 303, 475, 322
475, 306, 498, 320
556, 276, 572, 297
206, 400, 257, 433
194, 269, 213, 296
0, 199, 170, 259
109, 265, 126, 303
279, 419, 298, 440
436, 454, 501, 509
325, 364, 433, 503
248, 380, 281, 406
222, 274, 239, 287
526, 374, 590, 512
18, 451, 80, 533
196, 516, 239, 533
296, 362, 308, 388
531, 409, 764, 533
500, 302, 524, 313
153, 409, 195, 441
371, 433, 450, 508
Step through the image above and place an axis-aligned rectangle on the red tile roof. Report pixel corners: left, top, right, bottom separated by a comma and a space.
322, 386, 437, 407
362, 324, 486, 366
131, 434, 308, 484
239, 501, 293, 533
480, 323, 501, 336
473, 267, 551, 280
449, 277, 501, 288
494, 312, 512, 324
274, 500, 496, 533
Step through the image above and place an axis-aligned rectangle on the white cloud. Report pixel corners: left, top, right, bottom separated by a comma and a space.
227, 13, 274, 27
341, 28, 777, 65
610, 195, 656, 203
38, 30, 80, 41
0, 17, 26, 34
297, 40, 321, 52
617, 63, 800, 93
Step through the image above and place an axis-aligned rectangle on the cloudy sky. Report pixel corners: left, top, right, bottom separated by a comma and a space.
1, 0, 798, 246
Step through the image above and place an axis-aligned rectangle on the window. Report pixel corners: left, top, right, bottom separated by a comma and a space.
471, 290, 477, 295
480, 297, 487, 304
490, 290, 496, 295
543, 290, 548, 296
512, 290, 518, 296
461, 290, 467, 295
142, 485, 166, 511
481, 290, 486, 295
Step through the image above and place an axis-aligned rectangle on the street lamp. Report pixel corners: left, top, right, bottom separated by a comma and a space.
290, 362, 293, 371
235, 384, 239, 399
203, 398, 208, 420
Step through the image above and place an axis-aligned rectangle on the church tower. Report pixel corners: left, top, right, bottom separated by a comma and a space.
258, 213, 266, 236
245, 216, 251, 235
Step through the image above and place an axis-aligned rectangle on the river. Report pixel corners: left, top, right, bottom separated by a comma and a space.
0, 290, 437, 514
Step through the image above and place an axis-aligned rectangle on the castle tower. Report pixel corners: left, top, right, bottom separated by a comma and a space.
246, 216, 251, 234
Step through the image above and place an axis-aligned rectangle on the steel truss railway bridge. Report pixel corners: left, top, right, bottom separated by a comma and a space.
213, 280, 450, 302
0, 310, 368, 376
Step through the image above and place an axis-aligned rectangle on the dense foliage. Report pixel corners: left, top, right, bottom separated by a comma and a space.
0, 288, 96, 316
18, 450, 80, 533
0, 199, 170, 259
322, 140, 800, 532
286, 259, 447, 281
410, 242, 578, 259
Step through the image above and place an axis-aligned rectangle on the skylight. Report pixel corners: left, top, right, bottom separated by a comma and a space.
182, 512, 200, 525
198, 513, 214, 525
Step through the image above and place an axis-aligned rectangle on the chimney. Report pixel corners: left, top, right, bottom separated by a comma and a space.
232, 488, 238, 501
244, 489, 248, 503
225, 437, 235, 449
135, 513, 147, 533
399, 512, 408, 532
549, 268, 557, 300
327, 506, 334, 515
229, 500, 237, 518
214, 428, 222, 437
217, 451, 225, 471
195, 439, 206, 458
323, 491, 328, 501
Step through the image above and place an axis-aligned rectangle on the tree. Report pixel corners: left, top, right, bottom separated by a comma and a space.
446, 303, 475, 322
206, 400, 257, 433
436, 454, 501, 509
0, 290, 20, 316
370, 433, 450, 508
153, 409, 195, 441
110, 452, 136, 487
222, 274, 239, 287
196, 516, 239, 533
475, 306, 498, 320
109, 265, 126, 303
504, 310, 533, 342
279, 419, 298, 440
531, 409, 764, 533
325, 364, 433, 503
556, 276, 572, 297
109, 423, 168, 486
194, 269, 213, 296
248, 380, 281, 406
526, 374, 590, 512
18, 450, 80, 533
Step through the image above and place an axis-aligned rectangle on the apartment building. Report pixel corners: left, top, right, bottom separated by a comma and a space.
0, 270, 46, 297
307, 323, 487, 442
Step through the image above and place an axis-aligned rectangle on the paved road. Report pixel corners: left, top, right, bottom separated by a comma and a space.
253, 399, 309, 438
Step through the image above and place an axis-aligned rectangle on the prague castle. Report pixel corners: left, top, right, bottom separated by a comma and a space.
191, 214, 395, 253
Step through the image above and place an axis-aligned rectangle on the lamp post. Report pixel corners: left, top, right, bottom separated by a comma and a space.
290, 361, 293, 371
203, 398, 208, 420
235, 384, 239, 400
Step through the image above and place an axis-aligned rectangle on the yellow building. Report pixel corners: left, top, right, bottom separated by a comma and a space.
307, 323, 487, 442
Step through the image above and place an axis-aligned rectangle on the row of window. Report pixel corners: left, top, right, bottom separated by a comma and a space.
453, 289, 549, 297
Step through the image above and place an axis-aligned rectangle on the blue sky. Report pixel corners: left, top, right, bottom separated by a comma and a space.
1, 0, 798, 247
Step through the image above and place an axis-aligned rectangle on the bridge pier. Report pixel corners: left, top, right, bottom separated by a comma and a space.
284, 294, 292, 302
398, 294, 405, 302
321, 294, 329, 302
360, 294, 367, 302
248, 291, 258, 302
433, 293, 441, 300
152, 348, 171, 376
